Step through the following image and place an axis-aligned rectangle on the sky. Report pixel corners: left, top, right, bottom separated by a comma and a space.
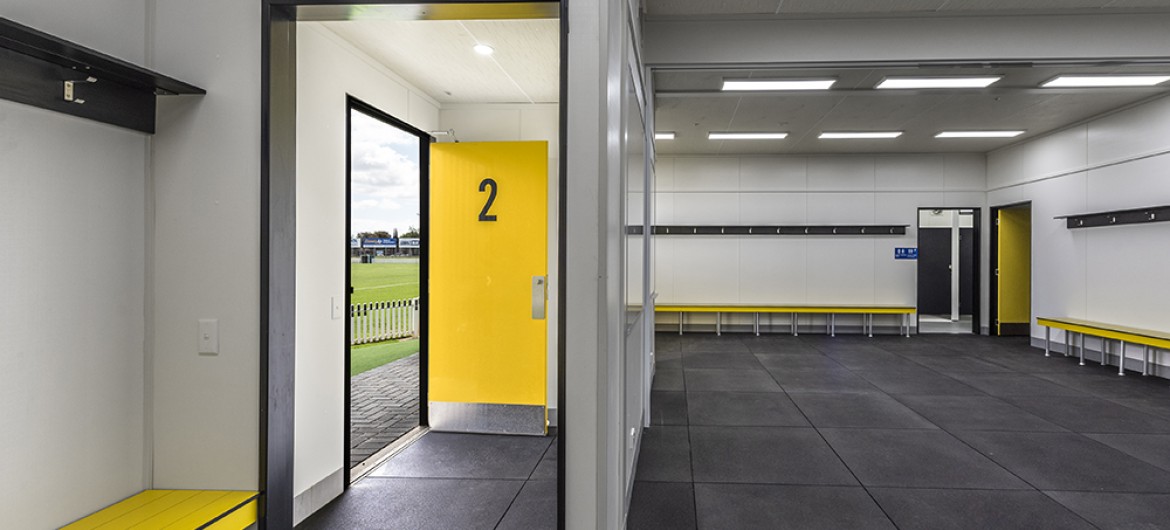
350, 109, 421, 237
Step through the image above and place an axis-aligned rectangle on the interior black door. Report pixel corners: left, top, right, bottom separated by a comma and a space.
917, 228, 952, 315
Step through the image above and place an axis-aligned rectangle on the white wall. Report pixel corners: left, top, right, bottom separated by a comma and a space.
149, 0, 260, 490
988, 94, 1170, 371
654, 154, 988, 331
0, 3, 147, 527
438, 103, 560, 420
293, 22, 440, 520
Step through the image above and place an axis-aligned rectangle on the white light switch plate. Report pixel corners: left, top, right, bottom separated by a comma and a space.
331, 296, 343, 320
198, 319, 219, 355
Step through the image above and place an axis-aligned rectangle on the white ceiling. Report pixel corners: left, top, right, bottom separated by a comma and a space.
654, 64, 1170, 154
319, 18, 559, 105
644, 0, 1170, 18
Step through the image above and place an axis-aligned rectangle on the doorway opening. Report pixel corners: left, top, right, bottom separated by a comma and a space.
916, 208, 980, 334
345, 97, 428, 478
991, 202, 1033, 336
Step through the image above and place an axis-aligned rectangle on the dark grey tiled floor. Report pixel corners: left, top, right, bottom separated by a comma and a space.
300, 432, 557, 529
632, 332, 1170, 529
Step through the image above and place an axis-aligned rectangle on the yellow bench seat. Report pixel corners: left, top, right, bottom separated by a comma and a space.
656, 304, 916, 337
1038, 317, 1170, 376
61, 490, 258, 530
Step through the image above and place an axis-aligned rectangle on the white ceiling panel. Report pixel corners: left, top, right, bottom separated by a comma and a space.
319, 18, 558, 105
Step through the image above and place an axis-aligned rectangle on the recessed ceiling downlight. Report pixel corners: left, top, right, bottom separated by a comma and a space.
876, 76, 1002, 89
722, 78, 836, 91
1041, 75, 1170, 88
708, 132, 789, 140
473, 44, 495, 56
819, 131, 902, 139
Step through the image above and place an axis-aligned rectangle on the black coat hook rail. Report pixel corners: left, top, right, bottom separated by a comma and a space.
1056, 205, 1170, 229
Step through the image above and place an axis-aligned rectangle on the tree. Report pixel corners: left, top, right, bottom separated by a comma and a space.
401, 226, 420, 238
356, 231, 392, 239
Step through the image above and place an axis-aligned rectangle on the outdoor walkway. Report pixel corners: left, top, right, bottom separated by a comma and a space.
351, 353, 420, 468
630, 332, 1170, 529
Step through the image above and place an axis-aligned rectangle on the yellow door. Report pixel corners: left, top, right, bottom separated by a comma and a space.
429, 141, 548, 435
997, 205, 1031, 336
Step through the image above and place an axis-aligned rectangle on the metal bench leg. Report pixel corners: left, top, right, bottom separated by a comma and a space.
1044, 327, 1051, 357
868, 314, 874, 338
754, 313, 760, 336
1064, 331, 1071, 358
679, 312, 683, 335
1079, 333, 1086, 366
831, 314, 836, 337
1118, 340, 1127, 376
716, 311, 722, 336
793, 313, 799, 337
1101, 336, 1108, 366
1143, 346, 1151, 376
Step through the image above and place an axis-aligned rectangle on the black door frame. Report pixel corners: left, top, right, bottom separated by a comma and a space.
915, 207, 982, 335
261, 2, 567, 529
344, 95, 431, 485
989, 201, 1032, 337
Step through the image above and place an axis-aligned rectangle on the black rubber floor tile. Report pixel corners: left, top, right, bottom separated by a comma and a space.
1046, 491, 1170, 530
628, 482, 696, 530
634, 426, 692, 482
1111, 396, 1170, 421
684, 369, 782, 393
681, 337, 750, 353
946, 372, 1082, 397
788, 392, 937, 429
1034, 372, 1170, 400
655, 356, 682, 371
895, 395, 1067, 432
745, 341, 823, 356
869, 488, 1094, 530
370, 432, 551, 479
682, 351, 764, 370
906, 355, 1014, 373
686, 391, 809, 427
693, 483, 894, 530
652, 368, 685, 391
1084, 433, 1170, 472
766, 368, 880, 394
819, 428, 1028, 489
495, 480, 555, 530
856, 369, 984, 396
953, 430, 1170, 492
689, 426, 856, 485
530, 440, 557, 480
754, 353, 845, 372
821, 350, 922, 371
649, 391, 688, 426
1002, 395, 1170, 434
298, 477, 523, 530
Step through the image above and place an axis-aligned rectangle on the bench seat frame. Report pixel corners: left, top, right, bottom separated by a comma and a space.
1038, 317, 1170, 376
656, 305, 916, 337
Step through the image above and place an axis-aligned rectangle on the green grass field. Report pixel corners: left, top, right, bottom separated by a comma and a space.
351, 339, 420, 376
350, 259, 421, 376
351, 260, 420, 305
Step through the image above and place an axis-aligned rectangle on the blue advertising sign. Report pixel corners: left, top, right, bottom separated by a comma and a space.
350, 238, 361, 248
362, 238, 398, 248
894, 247, 918, 260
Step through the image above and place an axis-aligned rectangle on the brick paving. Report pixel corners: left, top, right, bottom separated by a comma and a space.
350, 352, 420, 468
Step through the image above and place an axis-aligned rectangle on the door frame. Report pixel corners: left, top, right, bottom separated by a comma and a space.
344, 95, 431, 485
915, 207, 981, 335
989, 201, 1032, 337
260, 2, 567, 529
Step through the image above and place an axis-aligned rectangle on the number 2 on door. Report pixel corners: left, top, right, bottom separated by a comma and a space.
479, 178, 498, 222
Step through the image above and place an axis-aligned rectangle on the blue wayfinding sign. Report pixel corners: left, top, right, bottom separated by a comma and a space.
895, 247, 918, 260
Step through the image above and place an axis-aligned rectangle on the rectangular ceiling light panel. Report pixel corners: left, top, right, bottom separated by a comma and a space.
1041, 75, 1170, 88
708, 132, 789, 140
722, 78, 836, 91
876, 76, 1002, 89
655, 132, 676, 140
936, 131, 1024, 138
819, 131, 902, 139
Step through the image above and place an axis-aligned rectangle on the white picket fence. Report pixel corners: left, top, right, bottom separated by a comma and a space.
351, 297, 419, 345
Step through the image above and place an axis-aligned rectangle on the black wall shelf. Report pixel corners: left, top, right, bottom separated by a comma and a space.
628, 225, 908, 236
0, 17, 205, 134
1056, 205, 1170, 229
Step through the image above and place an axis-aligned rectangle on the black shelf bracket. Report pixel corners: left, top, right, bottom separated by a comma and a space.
0, 17, 205, 134
1056, 205, 1170, 229
627, 225, 909, 236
